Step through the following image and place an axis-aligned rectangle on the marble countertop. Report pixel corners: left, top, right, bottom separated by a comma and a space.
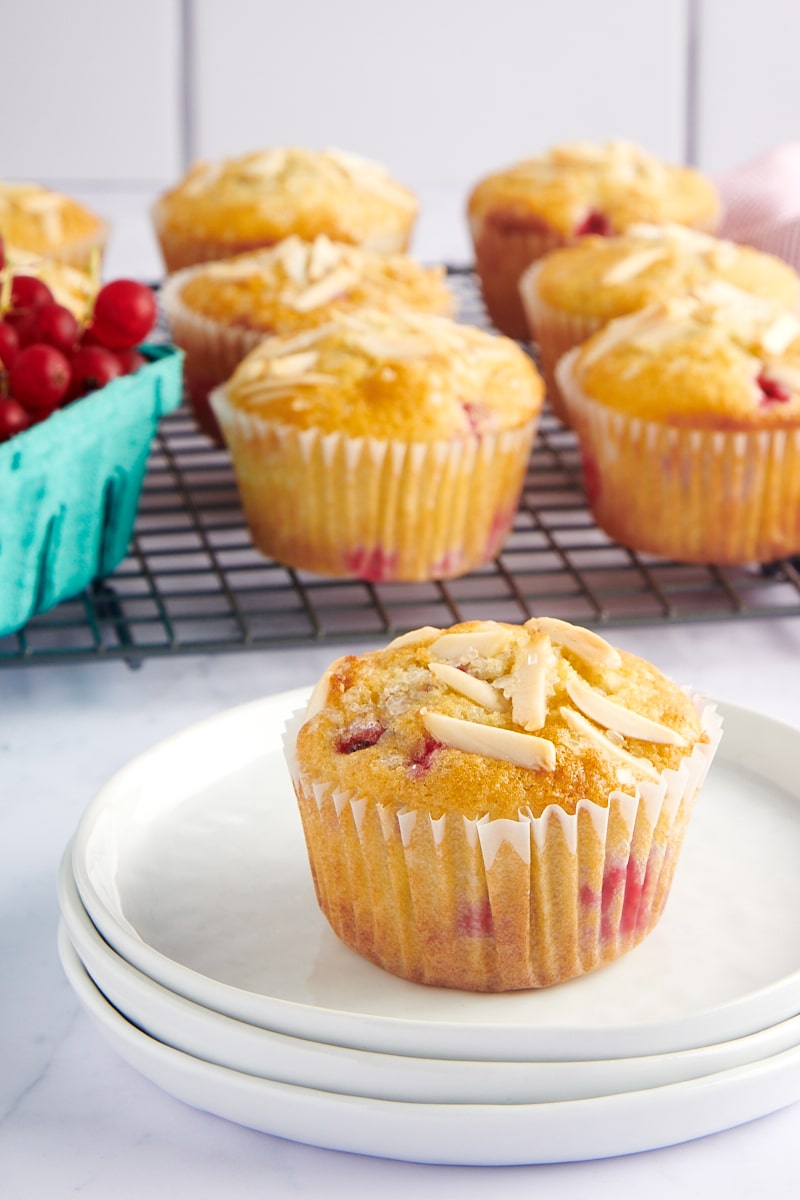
3, 199, 800, 1196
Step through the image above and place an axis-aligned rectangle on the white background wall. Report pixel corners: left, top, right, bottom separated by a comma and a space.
3, 0, 798, 275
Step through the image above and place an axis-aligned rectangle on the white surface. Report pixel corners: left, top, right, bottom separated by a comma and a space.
70, 690, 800, 1062
696, 0, 800, 172
60, 854, 800, 1106
57, 928, 800, 1166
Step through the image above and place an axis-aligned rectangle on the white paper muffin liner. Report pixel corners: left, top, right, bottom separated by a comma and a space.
557, 348, 800, 564
160, 270, 270, 441
282, 696, 722, 992
518, 261, 607, 425
210, 389, 538, 581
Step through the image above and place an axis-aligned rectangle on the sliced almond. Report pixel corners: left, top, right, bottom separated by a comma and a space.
267, 350, 319, 377
761, 312, 800, 356
420, 709, 556, 772
507, 632, 552, 731
602, 247, 668, 286
431, 624, 510, 661
428, 662, 507, 712
276, 236, 309, 284
254, 325, 336, 359
560, 706, 660, 781
308, 235, 344, 279
566, 678, 687, 745
349, 331, 432, 360
289, 265, 359, 312
386, 625, 442, 649
526, 617, 622, 669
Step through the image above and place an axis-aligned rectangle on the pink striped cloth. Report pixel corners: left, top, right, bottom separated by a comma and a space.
715, 143, 800, 269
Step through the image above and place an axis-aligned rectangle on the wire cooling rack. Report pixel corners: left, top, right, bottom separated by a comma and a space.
4, 268, 800, 669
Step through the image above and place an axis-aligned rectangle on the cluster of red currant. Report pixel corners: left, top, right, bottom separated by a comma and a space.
0, 251, 158, 443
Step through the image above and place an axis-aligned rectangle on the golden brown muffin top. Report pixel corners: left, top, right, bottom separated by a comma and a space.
165, 235, 453, 332
219, 309, 544, 439
567, 282, 800, 429
295, 618, 705, 820
468, 141, 719, 237
0, 182, 104, 256
154, 147, 417, 247
526, 223, 800, 321
1, 248, 96, 320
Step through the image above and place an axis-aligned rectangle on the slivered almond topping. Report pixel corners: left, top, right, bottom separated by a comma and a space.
289, 265, 359, 312
566, 678, 687, 745
277, 236, 309, 284
348, 331, 432, 360
428, 662, 507, 712
560, 706, 660, 781
431, 624, 510, 661
602, 246, 668, 286
420, 709, 556, 772
507, 633, 552, 731
761, 312, 800, 356
386, 625, 442, 649
308, 235, 344, 279
267, 350, 319, 377
255, 325, 336, 359
526, 617, 622, 669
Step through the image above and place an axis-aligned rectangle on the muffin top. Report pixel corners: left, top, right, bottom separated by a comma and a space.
566, 282, 800, 429
165, 235, 453, 332
0, 182, 104, 257
218, 310, 544, 438
294, 618, 705, 820
526, 223, 800, 321
154, 147, 417, 248
1, 248, 95, 320
468, 141, 719, 238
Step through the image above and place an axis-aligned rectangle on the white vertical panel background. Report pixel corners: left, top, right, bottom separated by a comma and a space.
0, 0, 796, 272
695, 0, 800, 172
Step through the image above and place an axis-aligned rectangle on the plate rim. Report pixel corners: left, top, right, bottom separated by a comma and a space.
58, 924, 800, 1166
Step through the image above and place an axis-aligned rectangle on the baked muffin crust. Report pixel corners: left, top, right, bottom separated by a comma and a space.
154, 147, 417, 251
222, 309, 543, 438
296, 618, 704, 820
0, 182, 104, 259
569, 283, 800, 429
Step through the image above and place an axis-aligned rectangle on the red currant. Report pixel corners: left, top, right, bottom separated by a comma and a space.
69, 345, 123, 396
0, 321, 19, 369
115, 348, 146, 375
20, 302, 79, 355
88, 280, 157, 350
0, 396, 31, 441
9, 344, 71, 413
9, 274, 54, 312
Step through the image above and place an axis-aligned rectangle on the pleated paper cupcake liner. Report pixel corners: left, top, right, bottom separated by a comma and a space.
518, 263, 608, 425
469, 212, 564, 340
283, 698, 722, 992
160, 272, 269, 442
211, 392, 538, 581
557, 348, 800, 564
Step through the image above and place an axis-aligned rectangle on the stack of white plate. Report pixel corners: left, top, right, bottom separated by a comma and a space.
59, 687, 800, 1165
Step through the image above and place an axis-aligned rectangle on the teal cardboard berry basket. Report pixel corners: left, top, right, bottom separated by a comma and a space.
0, 343, 184, 638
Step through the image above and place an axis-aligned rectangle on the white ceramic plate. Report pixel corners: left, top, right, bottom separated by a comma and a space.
59, 858, 800, 1105
71, 689, 800, 1062
59, 926, 800, 1166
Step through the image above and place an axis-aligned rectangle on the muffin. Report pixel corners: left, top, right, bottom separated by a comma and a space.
1, 247, 96, 321
557, 283, 800, 563
284, 618, 721, 991
520, 224, 800, 423
0, 182, 107, 270
153, 147, 418, 272
160, 235, 454, 442
468, 140, 721, 339
210, 310, 544, 582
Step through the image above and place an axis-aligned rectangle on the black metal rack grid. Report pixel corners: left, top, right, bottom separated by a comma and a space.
4, 269, 800, 669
